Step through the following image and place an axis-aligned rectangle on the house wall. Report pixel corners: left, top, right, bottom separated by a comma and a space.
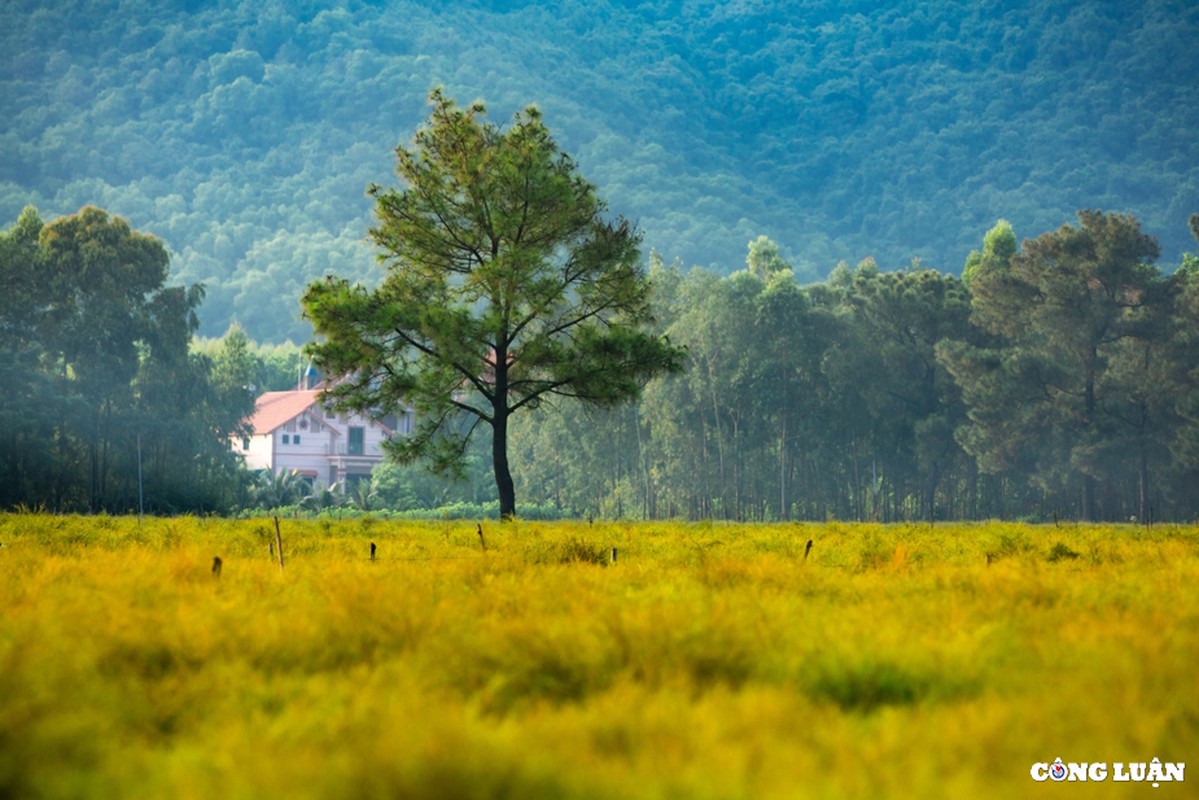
271, 409, 336, 489
232, 398, 406, 492
325, 411, 392, 487
233, 433, 275, 472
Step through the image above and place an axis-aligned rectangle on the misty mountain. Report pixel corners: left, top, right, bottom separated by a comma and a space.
3, 0, 1198, 341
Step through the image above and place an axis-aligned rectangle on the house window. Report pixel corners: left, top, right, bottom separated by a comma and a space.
242, 437, 250, 450
348, 426, 365, 455
282, 434, 290, 444
293, 434, 301, 445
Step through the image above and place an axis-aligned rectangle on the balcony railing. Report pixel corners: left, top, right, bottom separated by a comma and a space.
325, 443, 380, 457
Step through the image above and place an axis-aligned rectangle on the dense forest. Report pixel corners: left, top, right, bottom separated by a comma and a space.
508, 216, 1199, 523
3, 0, 1199, 342
5, 204, 1198, 521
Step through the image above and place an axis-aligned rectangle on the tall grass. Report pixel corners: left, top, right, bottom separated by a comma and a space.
0, 514, 1195, 798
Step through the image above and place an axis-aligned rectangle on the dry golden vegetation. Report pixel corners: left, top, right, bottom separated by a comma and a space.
0, 514, 1195, 799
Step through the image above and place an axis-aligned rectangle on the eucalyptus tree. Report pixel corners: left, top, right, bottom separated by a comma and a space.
0, 205, 244, 512
0, 207, 56, 507
39, 207, 225, 511
637, 253, 829, 520
733, 267, 829, 520
827, 264, 975, 520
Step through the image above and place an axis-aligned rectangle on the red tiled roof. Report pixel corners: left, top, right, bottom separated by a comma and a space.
246, 390, 321, 435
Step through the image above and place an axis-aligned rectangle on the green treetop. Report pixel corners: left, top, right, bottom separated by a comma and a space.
302, 90, 685, 518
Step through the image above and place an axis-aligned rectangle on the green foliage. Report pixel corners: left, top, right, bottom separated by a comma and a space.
0, 207, 249, 513
941, 211, 1167, 520
1047, 541, 1082, 562
823, 265, 978, 521
250, 469, 309, 512
745, 235, 789, 280
805, 658, 976, 713
962, 219, 1016, 287
299, 482, 345, 515
507, 210, 1199, 523
3, 2, 1198, 341
530, 257, 988, 522
305, 91, 684, 518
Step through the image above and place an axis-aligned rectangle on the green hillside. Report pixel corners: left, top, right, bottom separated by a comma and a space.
3, 0, 1197, 341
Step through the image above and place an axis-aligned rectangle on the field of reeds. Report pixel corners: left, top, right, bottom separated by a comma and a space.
0, 514, 1195, 799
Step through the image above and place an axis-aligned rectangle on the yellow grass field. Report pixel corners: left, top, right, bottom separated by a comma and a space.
0, 514, 1195, 799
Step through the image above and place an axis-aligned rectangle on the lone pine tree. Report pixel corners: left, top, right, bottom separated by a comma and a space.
303, 91, 684, 518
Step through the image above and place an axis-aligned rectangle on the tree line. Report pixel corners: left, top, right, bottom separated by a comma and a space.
507, 215, 1199, 523
0, 206, 320, 513
5, 203, 1199, 521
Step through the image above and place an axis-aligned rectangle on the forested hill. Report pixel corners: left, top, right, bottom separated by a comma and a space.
4, 0, 1198, 342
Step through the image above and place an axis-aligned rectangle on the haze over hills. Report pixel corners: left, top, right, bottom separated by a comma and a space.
3, 0, 1198, 342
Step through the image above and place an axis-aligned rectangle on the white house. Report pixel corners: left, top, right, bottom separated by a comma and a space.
231, 388, 413, 490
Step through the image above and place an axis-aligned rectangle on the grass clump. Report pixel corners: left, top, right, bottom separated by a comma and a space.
1046, 541, 1082, 562
804, 657, 978, 712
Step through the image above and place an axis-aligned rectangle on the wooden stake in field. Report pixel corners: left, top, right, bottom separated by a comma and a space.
610, 547, 618, 564
477, 523, 487, 552
273, 516, 285, 571
211, 556, 222, 578
804, 539, 813, 560
370, 542, 376, 561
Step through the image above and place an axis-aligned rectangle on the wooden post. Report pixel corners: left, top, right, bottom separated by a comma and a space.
212, 556, 222, 578
273, 516, 285, 571
610, 547, 618, 564
370, 542, 376, 561
804, 539, 813, 560
477, 523, 487, 552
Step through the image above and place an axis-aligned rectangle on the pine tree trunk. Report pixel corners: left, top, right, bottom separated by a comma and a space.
492, 409, 516, 519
